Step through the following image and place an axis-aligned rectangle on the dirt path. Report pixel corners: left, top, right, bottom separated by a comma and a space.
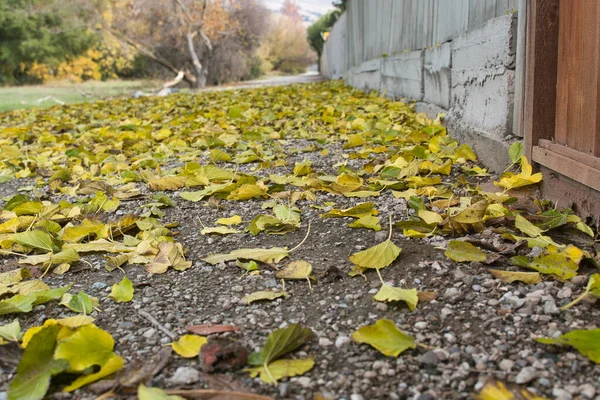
0, 81, 598, 400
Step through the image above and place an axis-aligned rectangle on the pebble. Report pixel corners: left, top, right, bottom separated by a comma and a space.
350, 395, 365, 400
142, 328, 156, 338
552, 388, 573, 400
571, 275, 588, 286
543, 299, 560, 315
264, 279, 277, 288
419, 351, 438, 365
364, 371, 377, 379
414, 321, 428, 330
91, 282, 108, 290
296, 377, 312, 388
168, 367, 200, 385
499, 359, 515, 371
335, 336, 351, 348
515, 366, 537, 384
0, 392, 6, 400
579, 383, 596, 398
557, 287, 572, 299
319, 337, 333, 347
278, 383, 289, 397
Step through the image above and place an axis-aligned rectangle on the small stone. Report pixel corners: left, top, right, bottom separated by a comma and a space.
543, 299, 560, 315
142, 328, 156, 338
443, 333, 456, 344
335, 335, 351, 348
231, 285, 244, 292
515, 366, 537, 384
557, 287, 572, 299
264, 279, 277, 288
552, 388, 573, 400
278, 383, 289, 397
579, 383, 596, 398
350, 395, 364, 400
168, 367, 200, 385
319, 337, 333, 347
91, 282, 108, 290
296, 377, 312, 388
505, 296, 525, 309
414, 321, 428, 330
375, 303, 388, 311
419, 351, 438, 365
0, 392, 6, 400
498, 359, 514, 371
364, 370, 377, 379
571, 275, 588, 286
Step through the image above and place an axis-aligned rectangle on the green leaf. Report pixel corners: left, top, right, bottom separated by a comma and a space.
515, 215, 545, 237
0, 319, 22, 341
11, 231, 56, 253
373, 285, 418, 310
7, 325, 70, 400
349, 240, 401, 270
109, 276, 134, 303
138, 384, 186, 400
444, 240, 487, 263
352, 319, 416, 357
0, 294, 37, 315
562, 273, 600, 310
246, 358, 315, 384
203, 247, 289, 265
528, 253, 578, 280
60, 291, 99, 314
247, 323, 313, 366
537, 329, 600, 363
508, 142, 524, 164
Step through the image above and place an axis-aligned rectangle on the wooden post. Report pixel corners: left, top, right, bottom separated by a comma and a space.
523, 0, 560, 161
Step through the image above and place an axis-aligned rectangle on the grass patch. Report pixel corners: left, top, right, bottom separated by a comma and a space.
0, 80, 163, 112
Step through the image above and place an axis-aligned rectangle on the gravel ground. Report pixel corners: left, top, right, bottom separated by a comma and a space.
0, 83, 599, 400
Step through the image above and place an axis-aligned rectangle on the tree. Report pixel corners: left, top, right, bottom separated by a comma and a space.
0, 0, 98, 84
102, 0, 268, 88
333, 0, 348, 12
307, 10, 341, 61
258, 3, 316, 74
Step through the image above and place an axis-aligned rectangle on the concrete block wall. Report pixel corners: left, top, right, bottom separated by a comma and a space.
321, 0, 523, 172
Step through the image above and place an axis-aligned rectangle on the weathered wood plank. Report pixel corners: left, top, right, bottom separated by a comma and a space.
523, 0, 560, 161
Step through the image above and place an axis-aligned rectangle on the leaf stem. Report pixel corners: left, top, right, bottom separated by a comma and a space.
289, 222, 311, 253
387, 214, 393, 241
375, 267, 386, 286
560, 292, 588, 311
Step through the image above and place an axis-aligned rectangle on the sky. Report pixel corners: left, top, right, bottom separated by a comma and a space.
261, 0, 335, 23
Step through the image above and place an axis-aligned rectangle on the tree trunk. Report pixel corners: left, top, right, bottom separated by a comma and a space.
186, 31, 207, 89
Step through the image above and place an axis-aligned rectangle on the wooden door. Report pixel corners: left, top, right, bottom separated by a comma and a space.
524, 0, 600, 217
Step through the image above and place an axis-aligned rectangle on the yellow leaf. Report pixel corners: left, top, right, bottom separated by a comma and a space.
63, 353, 124, 392
445, 241, 487, 263
148, 176, 187, 191
528, 253, 579, 280
227, 184, 267, 200
349, 238, 401, 270
321, 202, 378, 218
200, 226, 241, 235
138, 384, 186, 400
418, 210, 443, 225
242, 290, 288, 304
203, 247, 289, 265
275, 260, 313, 283
495, 156, 543, 190
352, 319, 416, 357
54, 324, 120, 372
216, 215, 243, 226
488, 269, 542, 284
348, 215, 381, 231
171, 334, 207, 358
476, 380, 549, 400
246, 358, 314, 384
450, 200, 488, 224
